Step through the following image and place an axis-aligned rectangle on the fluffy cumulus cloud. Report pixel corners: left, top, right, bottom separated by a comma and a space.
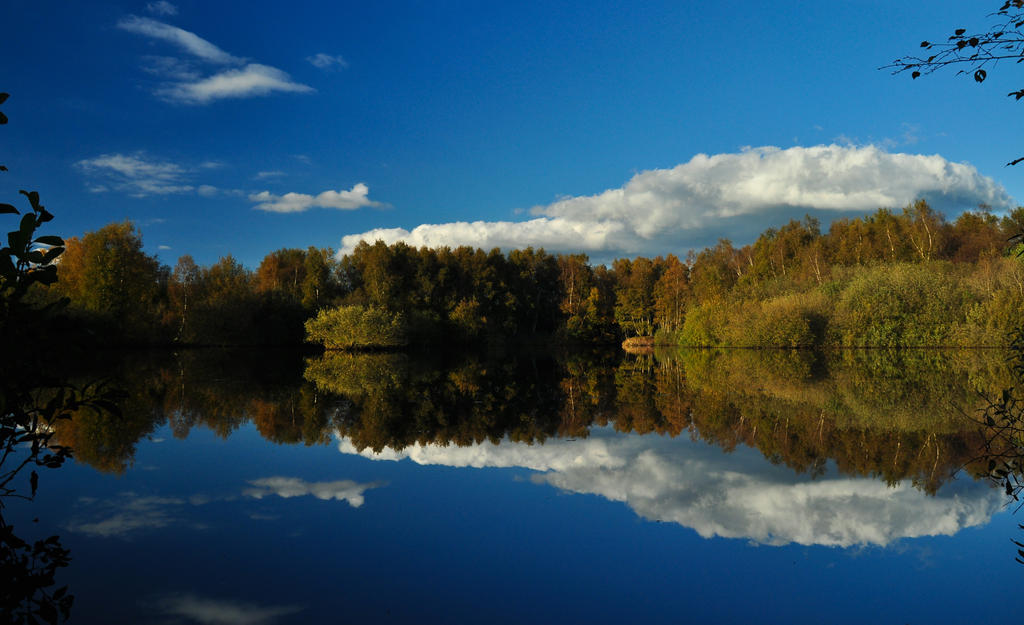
156, 594, 302, 625
336, 145, 1012, 259
118, 16, 311, 104
337, 429, 1003, 548
243, 477, 383, 507
250, 183, 381, 213
307, 53, 348, 70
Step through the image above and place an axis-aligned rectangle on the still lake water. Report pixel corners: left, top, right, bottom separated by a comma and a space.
6, 347, 1023, 623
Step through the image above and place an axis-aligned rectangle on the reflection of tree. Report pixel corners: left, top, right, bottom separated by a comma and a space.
965, 333, 1024, 504
39, 343, 1021, 503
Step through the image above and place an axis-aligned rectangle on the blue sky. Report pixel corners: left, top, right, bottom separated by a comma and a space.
2, 0, 1022, 267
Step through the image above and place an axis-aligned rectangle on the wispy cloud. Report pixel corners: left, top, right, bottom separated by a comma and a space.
334, 145, 1012, 260
255, 170, 286, 179
157, 64, 313, 104
76, 153, 194, 196
250, 183, 382, 213
118, 16, 312, 104
306, 53, 348, 70
156, 594, 302, 625
76, 153, 238, 198
118, 16, 241, 65
243, 477, 384, 508
145, 1, 178, 17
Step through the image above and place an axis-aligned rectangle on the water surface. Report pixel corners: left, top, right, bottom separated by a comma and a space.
6, 348, 1021, 624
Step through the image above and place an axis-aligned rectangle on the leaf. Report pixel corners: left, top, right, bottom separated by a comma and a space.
33, 235, 64, 246
30, 470, 38, 497
955, 28, 966, 36
0, 203, 17, 214
0, 253, 15, 279
40, 246, 64, 264
0, 92, 8, 105
969, 37, 980, 47
19, 211, 35, 237
8, 229, 25, 252
0, 111, 6, 125
31, 265, 57, 285
975, 69, 987, 83
19, 189, 40, 210
920, 41, 930, 47
38, 207, 53, 223
912, 71, 921, 79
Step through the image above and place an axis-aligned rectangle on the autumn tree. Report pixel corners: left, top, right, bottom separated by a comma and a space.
58, 221, 168, 342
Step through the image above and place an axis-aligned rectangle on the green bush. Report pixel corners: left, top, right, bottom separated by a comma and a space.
747, 292, 828, 348
677, 300, 726, 347
832, 263, 975, 347
304, 305, 408, 349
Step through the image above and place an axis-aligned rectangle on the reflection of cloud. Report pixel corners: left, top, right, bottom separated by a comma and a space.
337, 430, 1003, 547
335, 145, 1012, 259
67, 495, 187, 537
157, 593, 302, 625
243, 477, 383, 508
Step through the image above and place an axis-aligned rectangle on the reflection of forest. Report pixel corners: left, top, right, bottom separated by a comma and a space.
52, 348, 1014, 493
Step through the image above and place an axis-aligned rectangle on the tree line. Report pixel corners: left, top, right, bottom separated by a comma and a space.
37, 199, 1024, 347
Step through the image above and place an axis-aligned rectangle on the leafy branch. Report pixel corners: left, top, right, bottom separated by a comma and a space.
883, 1, 1024, 165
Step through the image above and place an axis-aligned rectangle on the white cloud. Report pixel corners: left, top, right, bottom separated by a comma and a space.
146, 1, 178, 17
76, 153, 236, 198
337, 429, 1003, 548
157, 594, 302, 625
118, 16, 313, 104
307, 53, 348, 70
243, 477, 383, 508
255, 170, 286, 179
158, 244, 172, 250
250, 183, 381, 213
76, 152, 194, 196
335, 145, 1012, 259
118, 16, 241, 65
158, 63, 314, 104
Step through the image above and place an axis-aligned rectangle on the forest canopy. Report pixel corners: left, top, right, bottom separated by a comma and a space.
40, 199, 1024, 348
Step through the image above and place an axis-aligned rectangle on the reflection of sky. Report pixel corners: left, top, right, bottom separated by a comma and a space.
15, 422, 1021, 625
337, 428, 1004, 548
244, 477, 383, 507
155, 594, 303, 625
